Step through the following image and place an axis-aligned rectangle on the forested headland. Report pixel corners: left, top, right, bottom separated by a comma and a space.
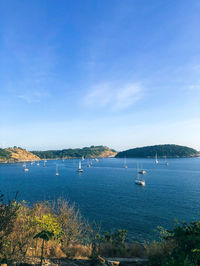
116, 144, 199, 158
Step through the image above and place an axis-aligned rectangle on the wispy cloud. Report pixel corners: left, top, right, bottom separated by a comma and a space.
84, 82, 143, 111
17, 90, 50, 104
188, 84, 200, 92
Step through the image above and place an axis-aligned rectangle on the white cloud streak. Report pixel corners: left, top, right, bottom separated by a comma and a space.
84, 82, 143, 111
17, 90, 50, 104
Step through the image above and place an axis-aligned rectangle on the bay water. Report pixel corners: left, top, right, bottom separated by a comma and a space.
0, 157, 200, 242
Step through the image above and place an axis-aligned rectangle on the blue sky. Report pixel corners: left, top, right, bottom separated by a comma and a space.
0, 0, 200, 151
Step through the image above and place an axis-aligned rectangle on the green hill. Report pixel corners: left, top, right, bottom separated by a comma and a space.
0, 147, 40, 162
115, 144, 199, 158
32, 146, 117, 159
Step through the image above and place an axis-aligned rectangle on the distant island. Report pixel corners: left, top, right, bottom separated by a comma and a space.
115, 144, 200, 158
32, 145, 117, 159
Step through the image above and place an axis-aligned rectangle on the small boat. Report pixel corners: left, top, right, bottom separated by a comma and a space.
164, 156, 168, 166
24, 163, 29, 172
78, 160, 83, 172
138, 169, 146, 174
135, 164, 145, 186
82, 156, 85, 161
95, 158, 99, 162
137, 163, 146, 174
56, 165, 59, 176
155, 153, 159, 164
43, 160, 46, 167
36, 162, 40, 166
124, 157, 128, 168
87, 163, 91, 168
135, 179, 145, 186
23, 162, 26, 167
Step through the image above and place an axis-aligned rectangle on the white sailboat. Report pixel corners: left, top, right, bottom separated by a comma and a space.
164, 156, 168, 166
56, 165, 59, 176
138, 169, 146, 174
87, 160, 91, 167
124, 157, 128, 168
24, 163, 29, 172
135, 164, 145, 186
155, 152, 159, 164
138, 163, 146, 174
78, 160, 83, 172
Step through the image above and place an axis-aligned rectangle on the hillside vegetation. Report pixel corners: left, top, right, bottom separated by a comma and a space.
0, 148, 11, 161
116, 144, 199, 158
32, 146, 117, 159
1, 193, 200, 265
0, 147, 40, 162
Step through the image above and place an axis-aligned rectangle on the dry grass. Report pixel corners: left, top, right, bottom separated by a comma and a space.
128, 242, 147, 257
26, 242, 92, 259
145, 239, 175, 263
64, 244, 92, 259
98, 242, 146, 258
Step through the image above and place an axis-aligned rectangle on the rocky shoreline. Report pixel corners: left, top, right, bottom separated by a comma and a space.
6, 256, 148, 266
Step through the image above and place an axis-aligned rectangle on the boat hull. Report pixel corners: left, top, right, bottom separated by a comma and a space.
135, 180, 145, 186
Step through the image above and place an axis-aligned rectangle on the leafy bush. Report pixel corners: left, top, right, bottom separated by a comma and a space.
0, 198, 91, 262
148, 221, 200, 265
93, 229, 145, 258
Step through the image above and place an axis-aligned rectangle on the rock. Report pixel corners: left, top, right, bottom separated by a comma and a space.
106, 258, 148, 266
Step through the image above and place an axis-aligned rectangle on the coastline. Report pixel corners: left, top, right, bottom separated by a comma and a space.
115, 155, 200, 159
1, 155, 199, 164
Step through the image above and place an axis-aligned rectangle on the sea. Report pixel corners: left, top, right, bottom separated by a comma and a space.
0, 157, 200, 242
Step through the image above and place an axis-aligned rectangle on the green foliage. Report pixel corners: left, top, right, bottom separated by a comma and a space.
94, 230, 146, 258
116, 144, 199, 158
101, 229, 127, 246
148, 221, 200, 265
0, 198, 91, 262
0, 192, 20, 261
0, 149, 11, 160
34, 230, 54, 241
32, 214, 62, 238
31, 146, 116, 159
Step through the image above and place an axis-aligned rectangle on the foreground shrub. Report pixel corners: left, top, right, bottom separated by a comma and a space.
0, 192, 20, 262
0, 197, 91, 262
92, 229, 146, 258
148, 221, 200, 265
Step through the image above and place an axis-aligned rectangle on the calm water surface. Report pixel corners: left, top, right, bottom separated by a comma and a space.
0, 157, 200, 242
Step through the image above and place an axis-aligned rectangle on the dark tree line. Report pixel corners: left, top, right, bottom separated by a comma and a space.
0, 149, 11, 160
116, 144, 199, 158
32, 146, 116, 159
